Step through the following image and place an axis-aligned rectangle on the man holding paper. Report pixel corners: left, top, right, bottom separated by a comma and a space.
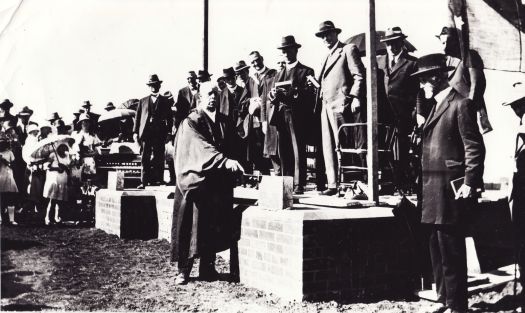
414, 54, 485, 313
314, 21, 366, 196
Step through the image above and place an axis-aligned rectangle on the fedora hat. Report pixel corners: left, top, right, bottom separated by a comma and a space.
197, 70, 212, 80
105, 102, 115, 111
380, 26, 408, 42
315, 20, 341, 37
277, 35, 302, 50
82, 100, 93, 108
0, 99, 14, 110
502, 82, 525, 107
47, 112, 62, 122
187, 71, 197, 79
411, 53, 454, 77
17, 106, 33, 116
221, 67, 236, 79
234, 60, 250, 73
436, 26, 459, 38
146, 74, 163, 86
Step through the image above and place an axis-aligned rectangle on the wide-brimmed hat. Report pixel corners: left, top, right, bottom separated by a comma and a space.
47, 112, 62, 122
315, 21, 341, 38
187, 71, 197, 79
27, 123, 39, 134
234, 60, 250, 73
0, 99, 14, 110
82, 100, 93, 109
105, 102, 115, 111
77, 113, 91, 125
380, 26, 408, 42
411, 53, 454, 77
221, 67, 236, 79
17, 106, 33, 116
197, 70, 212, 80
502, 82, 525, 107
146, 74, 163, 86
277, 35, 302, 50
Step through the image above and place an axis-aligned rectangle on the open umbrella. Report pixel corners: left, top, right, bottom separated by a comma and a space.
30, 135, 75, 160
344, 31, 416, 57
98, 109, 136, 123
118, 99, 140, 111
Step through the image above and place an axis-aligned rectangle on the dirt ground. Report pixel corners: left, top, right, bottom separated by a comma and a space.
1, 224, 523, 312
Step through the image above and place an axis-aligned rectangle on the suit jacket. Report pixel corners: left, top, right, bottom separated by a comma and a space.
316, 42, 365, 113
377, 51, 418, 130
133, 93, 174, 141
270, 62, 316, 140
219, 85, 243, 126
174, 85, 197, 129
421, 88, 485, 225
255, 68, 278, 156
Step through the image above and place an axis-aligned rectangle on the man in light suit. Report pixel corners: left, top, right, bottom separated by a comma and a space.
133, 74, 174, 189
314, 21, 366, 196
269, 35, 316, 194
415, 54, 485, 313
377, 27, 419, 192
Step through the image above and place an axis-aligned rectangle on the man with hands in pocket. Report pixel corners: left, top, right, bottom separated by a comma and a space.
313, 21, 366, 196
414, 54, 485, 313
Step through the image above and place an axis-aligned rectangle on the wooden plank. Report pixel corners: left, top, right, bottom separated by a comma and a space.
365, 0, 379, 203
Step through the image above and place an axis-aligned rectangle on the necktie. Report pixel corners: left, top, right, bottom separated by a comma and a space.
390, 59, 396, 70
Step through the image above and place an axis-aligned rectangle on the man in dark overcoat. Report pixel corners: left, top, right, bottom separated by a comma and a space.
314, 21, 366, 196
249, 51, 280, 174
133, 74, 174, 188
415, 54, 485, 313
377, 26, 419, 191
502, 81, 525, 311
269, 35, 316, 194
173, 71, 199, 131
170, 83, 244, 285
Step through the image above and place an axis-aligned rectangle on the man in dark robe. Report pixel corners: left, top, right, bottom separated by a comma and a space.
171, 83, 244, 285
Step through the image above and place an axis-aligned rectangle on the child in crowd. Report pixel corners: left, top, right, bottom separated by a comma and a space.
0, 136, 18, 225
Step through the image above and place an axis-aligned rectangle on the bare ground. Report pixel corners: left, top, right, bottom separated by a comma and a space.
1, 225, 522, 312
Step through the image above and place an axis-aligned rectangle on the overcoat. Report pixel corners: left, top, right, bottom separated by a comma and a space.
133, 94, 173, 141
255, 68, 278, 156
421, 88, 485, 225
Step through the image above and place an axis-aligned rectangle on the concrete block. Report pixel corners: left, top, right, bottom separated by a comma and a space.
258, 175, 293, 210
107, 171, 125, 190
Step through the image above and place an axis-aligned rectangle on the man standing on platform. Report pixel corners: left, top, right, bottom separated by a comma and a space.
173, 71, 199, 131
133, 74, 174, 189
377, 26, 419, 192
314, 21, 366, 196
249, 51, 280, 174
171, 83, 244, 285
269, 35, 316, 195
414, 54, 485, 313
503, 81, 525, 312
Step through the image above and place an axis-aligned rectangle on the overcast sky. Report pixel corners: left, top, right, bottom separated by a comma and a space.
1, 0, 524, 181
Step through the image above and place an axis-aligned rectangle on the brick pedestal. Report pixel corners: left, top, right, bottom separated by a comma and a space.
238, 205, 416, 301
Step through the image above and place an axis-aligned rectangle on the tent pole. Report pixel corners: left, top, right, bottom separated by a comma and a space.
365, 0, 379, 203
203, 0, 209, 71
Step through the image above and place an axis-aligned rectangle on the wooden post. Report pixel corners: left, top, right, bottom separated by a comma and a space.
365, 0, 379, 203
203, 0, 209, 71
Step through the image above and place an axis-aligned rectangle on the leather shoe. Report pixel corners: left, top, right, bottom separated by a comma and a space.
320, 188, 338, 196
175, 272, 189, 285
293, 186, 304, 195
199, 267, 219, 282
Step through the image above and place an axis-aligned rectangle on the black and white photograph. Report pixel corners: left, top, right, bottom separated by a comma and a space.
1, 0, 525, 312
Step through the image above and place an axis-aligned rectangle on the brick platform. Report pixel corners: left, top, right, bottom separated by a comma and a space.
238, 205, 416, 301
95, 188, 174, 240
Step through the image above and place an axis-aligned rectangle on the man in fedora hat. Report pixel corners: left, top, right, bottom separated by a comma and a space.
0, 99, 18, 128
133, 74, 174, 188
191, 70, 213, 111
104, 102, 116, 112
414, 53, 485, 313
174, 71, 200, 131
503, 81, 525, 311
249, 51, 280, 174
269, 35, 316, 194
314, 21, 366, 196
376, 26, 419, 193
16, 106, 34, 145
80, 101, 101, 128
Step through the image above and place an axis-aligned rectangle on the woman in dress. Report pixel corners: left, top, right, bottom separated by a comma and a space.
72, 114, 101, 181
42, 143, 71, 225
0, 136, 19, 225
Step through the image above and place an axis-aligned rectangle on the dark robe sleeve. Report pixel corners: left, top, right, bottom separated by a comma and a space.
174, 115, 228, 197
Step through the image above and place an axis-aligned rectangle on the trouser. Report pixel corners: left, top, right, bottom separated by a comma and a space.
277, 109, 306, 187
140, 133, 166, 184
247, 127, 271, 175
511, 194, 525, 306
393, 126, 411, 190
321, 104, 366, 188
177, 253, 216, 276
428, 224, 468, 311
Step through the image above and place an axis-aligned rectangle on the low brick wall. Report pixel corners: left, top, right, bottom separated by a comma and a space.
239, 206, 416, 301
95, 189, 174, 240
